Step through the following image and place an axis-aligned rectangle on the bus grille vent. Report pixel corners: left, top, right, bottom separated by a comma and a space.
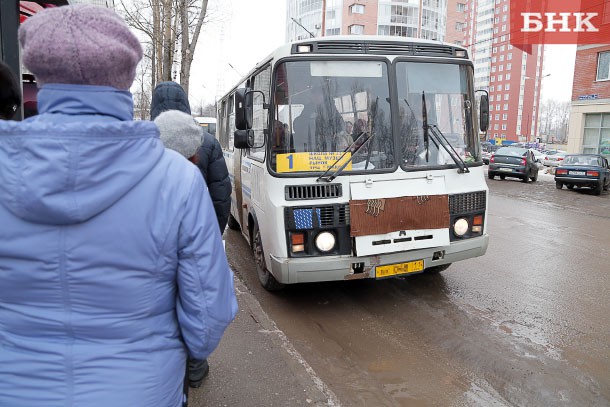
449, 191, 486, 214
284, 204, 350, 229
285, 184, 342, 200
293, 41, 461, 57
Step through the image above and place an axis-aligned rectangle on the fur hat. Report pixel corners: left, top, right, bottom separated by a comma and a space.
154, 110, 202, 159
18, 5, 142, 90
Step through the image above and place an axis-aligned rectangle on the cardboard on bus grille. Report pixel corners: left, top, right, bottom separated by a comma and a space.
349, 195, 449, 237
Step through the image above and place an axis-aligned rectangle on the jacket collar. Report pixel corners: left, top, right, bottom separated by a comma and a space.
37, 84, 134, 121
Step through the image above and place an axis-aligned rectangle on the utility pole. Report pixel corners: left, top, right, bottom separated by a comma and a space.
321, 0, 326, 37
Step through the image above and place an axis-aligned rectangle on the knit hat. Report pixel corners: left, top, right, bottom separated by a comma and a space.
154, 110, 203, 159
18, 5, 142, 90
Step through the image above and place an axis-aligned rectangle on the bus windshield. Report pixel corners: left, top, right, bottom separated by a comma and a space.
271, 60, 393, 174
397, 62, 477, 169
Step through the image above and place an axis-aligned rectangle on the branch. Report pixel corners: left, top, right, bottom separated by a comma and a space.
188, 0, 208, 55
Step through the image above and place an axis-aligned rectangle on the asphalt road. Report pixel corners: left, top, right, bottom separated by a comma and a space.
225, 169, 610, 406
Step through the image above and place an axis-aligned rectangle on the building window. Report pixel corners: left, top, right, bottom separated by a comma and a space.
497, 74, 503, 81
583, 113, 610, 155
349, 24, 364, 35
350, 4, 365, 14
504, 104, 509, 110
326, 28, 340, 36
494, 124, 499, 130
498, 85, 503, 91
505, 83, 510, 90
456, 2, 466, 11
504, 94, 509, 100
502, 114, 508, 120
502, 124, 507, 130
455, 22, 465, 31
495, 114, 500, 120
506, 74, 511, 80
596, 51, 610, 81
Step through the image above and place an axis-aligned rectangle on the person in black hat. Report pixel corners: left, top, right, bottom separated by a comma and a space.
0, 61, 21, 120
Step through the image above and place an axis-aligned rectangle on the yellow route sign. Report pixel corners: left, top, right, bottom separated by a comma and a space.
277, 152, 352, 173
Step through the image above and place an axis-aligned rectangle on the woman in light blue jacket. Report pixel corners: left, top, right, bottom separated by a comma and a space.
0, 5, 237, 407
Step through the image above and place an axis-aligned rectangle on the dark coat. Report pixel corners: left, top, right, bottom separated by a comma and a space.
195, 133, 231, 232
0, 61, 21, 120
150, 81, 231, 232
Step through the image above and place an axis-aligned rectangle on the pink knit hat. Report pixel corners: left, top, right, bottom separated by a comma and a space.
18, 5, 142, 90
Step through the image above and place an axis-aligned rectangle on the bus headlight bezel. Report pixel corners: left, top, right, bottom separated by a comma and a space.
315, 231, 336, 253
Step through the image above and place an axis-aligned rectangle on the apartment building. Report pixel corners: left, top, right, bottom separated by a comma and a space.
286, 0, 448, 43
567, 45, 610, 156
286, 0, 544, 145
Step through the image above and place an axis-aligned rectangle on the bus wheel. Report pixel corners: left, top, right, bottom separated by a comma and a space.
253, 223, 284, 291
425, 264, 451, 274
228, 214, 240, 231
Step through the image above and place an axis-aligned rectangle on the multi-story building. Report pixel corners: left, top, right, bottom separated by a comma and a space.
567, 45, 610, 157
460, 0, 543, 144
286, 0, 544, 145
286, 0, 448, 43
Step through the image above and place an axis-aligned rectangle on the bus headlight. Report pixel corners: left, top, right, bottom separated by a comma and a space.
453, 218, 469, 237
315, 231, 336, 252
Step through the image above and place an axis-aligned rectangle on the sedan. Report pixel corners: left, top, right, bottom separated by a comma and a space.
532, 149, 548, 164
543, 151, 567, 167
555, 154, 610, 195
488, 147, 539, 183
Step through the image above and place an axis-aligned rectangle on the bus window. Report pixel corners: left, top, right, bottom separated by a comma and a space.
271, 60, 393, 173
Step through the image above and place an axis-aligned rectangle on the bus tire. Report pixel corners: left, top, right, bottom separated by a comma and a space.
228, 214, 240, 231
252, 223, 284, 291
425, 263, 451, 274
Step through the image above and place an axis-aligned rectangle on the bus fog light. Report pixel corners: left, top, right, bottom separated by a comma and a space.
453, 218, 469, 236
315, 232, 336, 252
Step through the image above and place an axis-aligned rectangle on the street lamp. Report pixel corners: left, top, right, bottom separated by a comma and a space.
522, 73, 551, 143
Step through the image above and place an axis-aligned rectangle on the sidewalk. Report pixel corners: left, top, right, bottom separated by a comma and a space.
189, 278, 340, 407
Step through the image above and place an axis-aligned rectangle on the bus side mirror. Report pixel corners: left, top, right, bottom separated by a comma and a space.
234, 129, 254, 149
479, 94, 489, 132
235, 88, 253, 130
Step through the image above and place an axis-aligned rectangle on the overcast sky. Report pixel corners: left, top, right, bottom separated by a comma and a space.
153, 0, 575, 106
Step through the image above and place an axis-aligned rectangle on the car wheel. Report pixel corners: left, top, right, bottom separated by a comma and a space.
228, 214, 241, 231
488, 172, 495, 179
425, 263, 451, 274
522, 175, 529, 183
566, 184, 574, 190
252, 222, 284, 291
530, 172, 538, 182
593, 182, 603, 196
499, 175, 505, 180
555, 181, 563, 189
604, 178, 609, 191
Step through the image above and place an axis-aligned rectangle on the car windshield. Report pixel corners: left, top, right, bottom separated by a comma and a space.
270, 60, 392, 174
563, 155, 600, 166
495, 147, 527, 157
396, 62, 477, 169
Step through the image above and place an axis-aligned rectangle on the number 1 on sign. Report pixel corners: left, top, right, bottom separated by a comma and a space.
287, 154, 293, 169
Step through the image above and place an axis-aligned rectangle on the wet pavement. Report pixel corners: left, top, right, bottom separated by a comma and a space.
224, 168, 610, 406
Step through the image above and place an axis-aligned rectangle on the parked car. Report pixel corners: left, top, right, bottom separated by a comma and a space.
543, 151, 567, 167
531, 149, 548, 164
555, 154, 610, 195
488, 147, 539, 183
482, 150, 492, 165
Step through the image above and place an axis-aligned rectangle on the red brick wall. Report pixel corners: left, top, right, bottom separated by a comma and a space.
342, 0, 379, 35
445, 0, 467, 45
572, 45, 610, 101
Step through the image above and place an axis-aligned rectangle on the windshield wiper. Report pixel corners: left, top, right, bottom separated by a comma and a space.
421, 92, 469, 174
316, 131, 374, 182
421, 92, 430, 162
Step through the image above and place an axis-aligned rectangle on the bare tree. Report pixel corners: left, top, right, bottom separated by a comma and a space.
118, 0, 212, 95
538, 99, 570, 143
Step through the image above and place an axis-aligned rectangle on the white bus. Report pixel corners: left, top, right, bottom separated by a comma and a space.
217, 36, 490, 291
194, 116, 217, 136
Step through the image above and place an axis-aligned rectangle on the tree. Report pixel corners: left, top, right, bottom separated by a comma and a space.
538, 99, 570, 143
118, 0, 210, 96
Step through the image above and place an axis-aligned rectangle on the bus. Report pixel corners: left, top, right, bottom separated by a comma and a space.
216, 36, 490, 291
194, 116, 217, 136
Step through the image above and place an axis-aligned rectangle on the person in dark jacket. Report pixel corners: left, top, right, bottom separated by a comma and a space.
0, 60, 21, 120
151, 81, 232, 388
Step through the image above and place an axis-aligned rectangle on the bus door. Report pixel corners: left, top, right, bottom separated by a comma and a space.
234, 149, 244, 230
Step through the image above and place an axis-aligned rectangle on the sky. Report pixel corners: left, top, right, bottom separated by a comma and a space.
144, 0, 576, 106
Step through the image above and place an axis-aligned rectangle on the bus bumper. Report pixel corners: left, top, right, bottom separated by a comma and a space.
269, 235, 489, 284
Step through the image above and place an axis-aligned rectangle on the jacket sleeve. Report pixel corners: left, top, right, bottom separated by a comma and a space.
176, 171, 238, 360
198, 135, 232, 233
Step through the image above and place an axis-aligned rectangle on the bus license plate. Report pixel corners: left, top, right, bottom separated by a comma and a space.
375, 260, 424, 278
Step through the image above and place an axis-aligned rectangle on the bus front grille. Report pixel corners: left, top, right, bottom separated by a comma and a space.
285, 184, 343, 200
449, 191, 487, 215
293, 40, 462, 58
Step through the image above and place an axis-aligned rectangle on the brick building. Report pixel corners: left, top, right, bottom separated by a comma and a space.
567, 45, 610, 157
